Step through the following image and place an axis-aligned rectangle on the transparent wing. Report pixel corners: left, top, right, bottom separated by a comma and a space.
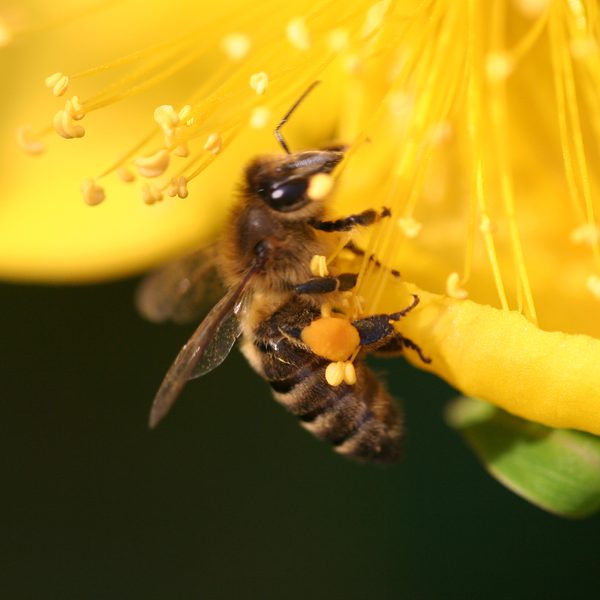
148, 262, 261, 429
136, 244, 225, 325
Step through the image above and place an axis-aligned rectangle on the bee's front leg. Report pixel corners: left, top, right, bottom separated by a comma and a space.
309, 207, 391, 233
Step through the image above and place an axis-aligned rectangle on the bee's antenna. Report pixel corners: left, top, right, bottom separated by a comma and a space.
275, 80, 321, 154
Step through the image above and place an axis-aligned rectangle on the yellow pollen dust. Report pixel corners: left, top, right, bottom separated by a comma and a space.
301, 317, 360, 362
307, 173, 334, 200
286, 17, 311, 51
485, 52, 514, 82
586, 275, 600, 300
325, 361, 357, 387
167, 175, 189, 199
221, 32, 251, 61
446, 272, 469, 300
204, 133, 223, 154
398, 216, 422, 238
16, 126, 45, 155
250, 71, 269, 95
81, 178, 105, 206
310, 255, 329, 277
134, 149, 170, 178
142, 183, 163, 205
45, 72, 69, 97
249, 106, 271, 129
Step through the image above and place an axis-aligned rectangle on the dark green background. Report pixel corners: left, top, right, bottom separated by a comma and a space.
2, 280, 599, 599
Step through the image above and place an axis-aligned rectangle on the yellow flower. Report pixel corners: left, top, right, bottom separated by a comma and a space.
2, 0, 600, 436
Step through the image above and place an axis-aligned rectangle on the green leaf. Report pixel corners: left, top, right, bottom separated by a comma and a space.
446, 396, 600, 519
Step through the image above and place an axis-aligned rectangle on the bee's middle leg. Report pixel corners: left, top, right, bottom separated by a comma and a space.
295, 273, 357, 295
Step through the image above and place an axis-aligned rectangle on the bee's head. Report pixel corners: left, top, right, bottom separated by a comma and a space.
245, 149, 344, 213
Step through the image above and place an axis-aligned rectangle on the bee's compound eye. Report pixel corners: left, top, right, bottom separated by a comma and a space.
267, 177, 309, 212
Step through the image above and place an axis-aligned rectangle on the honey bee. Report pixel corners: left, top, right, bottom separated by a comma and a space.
138, 83, 430, 463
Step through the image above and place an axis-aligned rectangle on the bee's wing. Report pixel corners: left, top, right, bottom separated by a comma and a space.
148, 264, 258, 429
136, 245, 225, 325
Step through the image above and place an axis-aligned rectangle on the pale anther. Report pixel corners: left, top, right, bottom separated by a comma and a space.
81, 178, 105, 206
362, 0, 390, 38
250, 72, 269, 95
154, 105, 179, 131
221, 32, 251, 61
117, 167, 135, 183
53, 109, 85, 139
204, 133, 223, 154
142, 183, 163, 205
174, 143, 190, 158
68, 96, 85, 120
343, 362, 357, 386
16, 126, 45, 155
398, 216, 422, 238
446, 272, 469, 300
325, 362, 345, 387
134, 149, 170, 178
45, 72, 69, 97
178, 105, 192, 121
249, 106, 271, 129
570, 223, 600, 246
286, 17, 311, 51
310, 255, 329, 277
0, 18, 12, 47
307, 173, 334, 200
586, 275, 600, 300
169, 175, 189, 199
485, 52, 514, 82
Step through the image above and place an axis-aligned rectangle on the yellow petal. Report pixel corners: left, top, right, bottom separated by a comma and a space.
399, 287, 600, 436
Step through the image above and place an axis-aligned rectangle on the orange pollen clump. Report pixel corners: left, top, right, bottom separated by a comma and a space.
301, 317, 360, 362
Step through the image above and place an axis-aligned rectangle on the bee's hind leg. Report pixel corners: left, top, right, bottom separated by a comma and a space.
295, 273, 357, 295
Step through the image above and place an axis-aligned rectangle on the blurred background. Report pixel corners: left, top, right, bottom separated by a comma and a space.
2, 279, 600, 599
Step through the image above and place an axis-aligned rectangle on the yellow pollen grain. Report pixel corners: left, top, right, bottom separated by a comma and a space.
343, 361, 357, 385
307, 173, 334, 200
16, 126, 45, 155
249, 106, 271, 129
117, 167, 135, 183
286, 17, 311, 51
310, 255, 329, 277
398, 216, 422, 238
45, 72, 69, 97
480, 215, 498, 234
141, 183, 163, 205
570, 223, 600, 246
328, 28, 349, 52
53, 109, 85, 139
0, 18, 12, 47
134, 149, 170, 178
514, 0, 549, 17
586, 275, 600, 300
485, 52, 514, 82
569, 37, 599, 60
221, 32, 251, 61
250, 71, 269, 95
325, 362, 345, 387
362, 0, 390, 38
80, 178, 105, 206
178, 105, 192, 121
446, 272, 469, 300
203, 133, 223, 154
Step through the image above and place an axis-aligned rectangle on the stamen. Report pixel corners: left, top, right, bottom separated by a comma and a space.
398, 216, 422, 238
16, 126, 45, 155
174, 143, 189, 157
446, 272, 469, 300
249, 71, 269, 95
53, 109, 85, 139
68, 96, 85, 120
485, 52, 514, 82
343, 361, 357, 385
141, 183, 163, 205
325, 362, 345, 386
154, 105, 179, 131
286, 17, 311, 51
45, 72, 69, 97
117, 167, 135, 183
586, 275, 600, 300
310, 255, 329, 277
80, 178, 105, 206
134, 149, 170, 178
307, 173, 334, 200
203, 133, 223, 154
221, 32, 251, 61
249, 106, 271, 129
167, 175, 189, 199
